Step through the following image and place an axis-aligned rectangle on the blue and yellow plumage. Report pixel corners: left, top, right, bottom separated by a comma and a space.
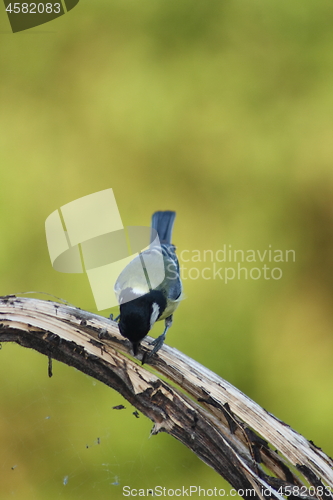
114, 211, 182, 359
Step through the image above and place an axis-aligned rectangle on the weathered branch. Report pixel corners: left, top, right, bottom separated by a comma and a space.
0, 296, 332, 499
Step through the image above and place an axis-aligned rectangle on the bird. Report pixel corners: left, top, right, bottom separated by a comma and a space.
114, 211, 182, 360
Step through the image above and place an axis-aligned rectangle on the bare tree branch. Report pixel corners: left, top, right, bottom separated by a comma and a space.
0, 296, 332, 500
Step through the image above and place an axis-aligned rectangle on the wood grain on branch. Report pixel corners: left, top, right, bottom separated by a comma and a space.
0, 296, 332, 500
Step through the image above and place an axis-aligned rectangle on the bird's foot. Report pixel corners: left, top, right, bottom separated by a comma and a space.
150, 334, 166, 354
142, 333, 166, 364
109, 313, 120, 322
142, 316, 172, 365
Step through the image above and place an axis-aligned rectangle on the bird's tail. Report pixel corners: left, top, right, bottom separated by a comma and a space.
151, 211, 176, 245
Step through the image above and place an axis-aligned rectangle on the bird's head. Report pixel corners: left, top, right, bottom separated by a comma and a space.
118, 288, 167, 355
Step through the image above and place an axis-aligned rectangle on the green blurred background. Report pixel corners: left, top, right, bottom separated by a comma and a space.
1, 0, 333, 498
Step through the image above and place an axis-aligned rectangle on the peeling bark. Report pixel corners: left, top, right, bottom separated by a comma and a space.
0, 296, 332, 500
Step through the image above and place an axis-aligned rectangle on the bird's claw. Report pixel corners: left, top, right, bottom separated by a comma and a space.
141, 334, 166, 365
109, 313, 120, 322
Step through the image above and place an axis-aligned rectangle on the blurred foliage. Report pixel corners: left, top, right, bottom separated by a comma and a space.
1, 0, 333, 498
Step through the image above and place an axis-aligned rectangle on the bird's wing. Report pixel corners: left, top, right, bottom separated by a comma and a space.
114, 245, 182, 304
114, 252, 150, 302
160, 244, 182, 301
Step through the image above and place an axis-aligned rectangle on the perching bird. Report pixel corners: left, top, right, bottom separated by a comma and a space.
114, 211, 182, 359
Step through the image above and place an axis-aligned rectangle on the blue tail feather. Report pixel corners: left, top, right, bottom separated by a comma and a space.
151, 211, 176, 245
